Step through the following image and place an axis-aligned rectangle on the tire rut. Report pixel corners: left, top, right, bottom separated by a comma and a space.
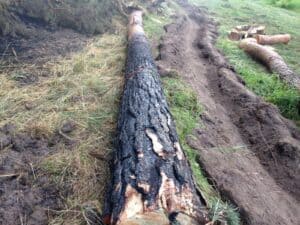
157, 1, 300, 224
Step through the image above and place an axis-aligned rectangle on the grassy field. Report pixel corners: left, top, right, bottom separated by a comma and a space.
190, 0, 300, 122
289, 0, 300, 12
269, 0, 300, 12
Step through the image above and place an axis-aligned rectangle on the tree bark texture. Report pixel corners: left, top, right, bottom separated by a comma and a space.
104, 11, 208, 225
256, 34, 291, 45
239, 38, 300, 90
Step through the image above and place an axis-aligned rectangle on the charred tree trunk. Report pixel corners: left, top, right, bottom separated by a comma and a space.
104, 11, 208, 225
239, 38, 300, 90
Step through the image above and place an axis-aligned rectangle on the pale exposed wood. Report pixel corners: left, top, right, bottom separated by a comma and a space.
247, 25, 265, 37
236, 25, 251, 31
256, 34, 291, 45
128, 10, 144, 40
229, 29, 243, 41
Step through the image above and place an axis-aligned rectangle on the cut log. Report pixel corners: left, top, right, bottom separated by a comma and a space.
104, 10, 208, 225
246, 25, 265, 37
239, 38, 300, 90
254, 26, 265, 35
235, 24, 251, 31
256, 34, 291, 45
228, 28, 243, 41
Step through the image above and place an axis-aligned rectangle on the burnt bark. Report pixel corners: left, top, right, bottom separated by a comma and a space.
104, 11, 208, 225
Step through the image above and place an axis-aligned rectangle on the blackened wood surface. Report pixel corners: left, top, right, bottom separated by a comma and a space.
104, 11, 207, 225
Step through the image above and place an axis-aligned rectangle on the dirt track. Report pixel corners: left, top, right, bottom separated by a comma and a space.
158, 1, 300, 224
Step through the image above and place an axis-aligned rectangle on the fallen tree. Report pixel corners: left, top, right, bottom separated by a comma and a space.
256, 34, 291, 45
104, 10, 208, 225
239, 38, 300, 90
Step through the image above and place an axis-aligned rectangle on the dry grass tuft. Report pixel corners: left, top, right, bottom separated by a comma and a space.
0, 30, 126, 224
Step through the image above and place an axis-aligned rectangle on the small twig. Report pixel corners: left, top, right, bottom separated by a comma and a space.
58, 129, 76, 141
19, 213, 24, 225
0, 173, 19, 178
1, 42, 11, 61
46, 208, 81, 214
12, 47, 18, 62
29, 162, 37, 180
258, 123, 278, 167
82, 210, 92, 225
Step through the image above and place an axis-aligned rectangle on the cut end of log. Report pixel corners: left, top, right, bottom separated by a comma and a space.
128, 10, 145, 40
228, 28, 244, 41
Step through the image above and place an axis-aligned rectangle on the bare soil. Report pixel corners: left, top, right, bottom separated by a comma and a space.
157, 1, 300, 224
0, 123, 76, 225
0, 26, 89, 67
0, 14, 88, 225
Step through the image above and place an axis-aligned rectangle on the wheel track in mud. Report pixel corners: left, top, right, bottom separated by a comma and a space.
157, 1, 300, 224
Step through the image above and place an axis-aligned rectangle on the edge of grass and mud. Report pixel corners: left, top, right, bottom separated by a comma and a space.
145, 2, 241, 224
190, 0, 300, 125
162, 75, 241, 225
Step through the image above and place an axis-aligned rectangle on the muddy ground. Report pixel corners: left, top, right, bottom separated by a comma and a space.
157, 1, 300, 224
0, 10, 91, 90
0, 10, 90, 225
0, 20, 89, 68
0, 123, 76, 225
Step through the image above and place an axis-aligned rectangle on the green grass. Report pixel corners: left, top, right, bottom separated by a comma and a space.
268, 0, 300, 12
162, 77, 241, 225
190, 0, 300, 122
289, 0, 300, 12
143, 2, 240, 224
144, 13, 171, 39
